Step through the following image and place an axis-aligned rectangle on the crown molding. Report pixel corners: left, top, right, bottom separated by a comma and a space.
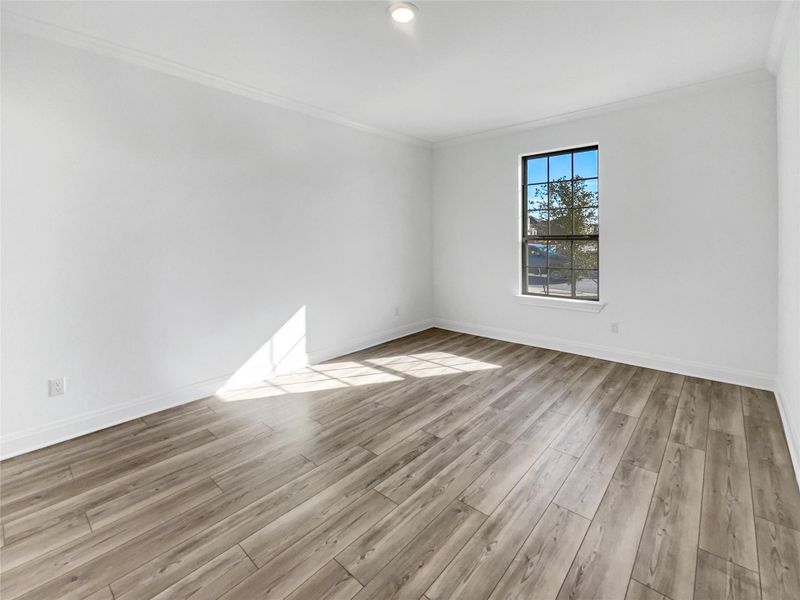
766, 1, 800, 74
2, 7, 782, 152
433, 69, 774, 149
1, 10, 433, 149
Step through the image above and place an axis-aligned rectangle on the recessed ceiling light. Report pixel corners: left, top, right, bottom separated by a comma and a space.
389, 2, 418, 24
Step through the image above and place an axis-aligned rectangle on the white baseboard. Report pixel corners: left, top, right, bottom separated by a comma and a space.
434, 318, 776, 391
0, 374, 230, 460
3, 315, 778, 461
307, 318, 435, 365
774, 388, 800, 488
0, 318, 435, 460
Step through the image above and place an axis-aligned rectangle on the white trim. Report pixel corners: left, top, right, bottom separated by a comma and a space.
306, 318, 435, 364
3, 10, 777, 150
0, 374, 230, 460
434, 317, 775, 391
773, 389, 800, 490
434, 70, 774, 149
0, 318, 434, 459
766, 1, 800, 74
1, 10, 432, 149
515, 294, 606, 313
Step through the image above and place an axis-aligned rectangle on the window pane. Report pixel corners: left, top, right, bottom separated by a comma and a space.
527, 210, 547, 236
549, 180, 573, 210
573, 149, 598, 179
548, 153, 571, 181
527, 157, 547, 184
574, 240, 598, 270
526, 268, 547, 295
575, 207, 599, 235
548, 209, 572, 235
575, 270, 599, 298
548, 269, 573, 297
527, 184, 548, 211
574, 178, 598, 208
525, 242, 549, 269
548, 241, 573, 269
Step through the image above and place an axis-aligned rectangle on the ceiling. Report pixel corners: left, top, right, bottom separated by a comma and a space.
2, 1, 781, 144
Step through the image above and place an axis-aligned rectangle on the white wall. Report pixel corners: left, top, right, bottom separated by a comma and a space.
0, 31, 432, 457
433, 74, 778, 389
776, 6, 800, 473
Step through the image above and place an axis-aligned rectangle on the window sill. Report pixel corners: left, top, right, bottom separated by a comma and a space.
515, 294, 606, 313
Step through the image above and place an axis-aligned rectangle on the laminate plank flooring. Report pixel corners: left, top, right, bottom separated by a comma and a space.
553, 410, 637, 519
1, 328, 798, 600
488, 503, 589, 600
699, 430, 758, 572
149, 545, 257, 600
745, 416, 800, 530
621, 389, 681, 473
426, 448, 576, 600
350, 500, 484, 600
626, 580, 667, 600
694, 548, 761, 600
755, 516, 800, 600
284, 561, 362, 600
556, 462, 657, 600
633, 442, 706, 600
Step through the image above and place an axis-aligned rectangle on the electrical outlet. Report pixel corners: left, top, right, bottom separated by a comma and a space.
394, 306, 400, 317
610, 322, 619, 334
48, 377, 66, 397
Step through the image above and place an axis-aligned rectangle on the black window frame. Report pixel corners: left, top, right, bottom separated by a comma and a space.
521, 145, 599, 301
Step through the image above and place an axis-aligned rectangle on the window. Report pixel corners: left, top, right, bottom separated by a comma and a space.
522, 146, 599, 300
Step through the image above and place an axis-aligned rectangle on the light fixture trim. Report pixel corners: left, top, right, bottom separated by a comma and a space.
389, 2, 418, 24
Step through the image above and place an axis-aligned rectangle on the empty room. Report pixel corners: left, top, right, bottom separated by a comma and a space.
1, 1, 799, 599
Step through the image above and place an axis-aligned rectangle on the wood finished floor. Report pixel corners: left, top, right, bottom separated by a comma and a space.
2, 328, 799, 600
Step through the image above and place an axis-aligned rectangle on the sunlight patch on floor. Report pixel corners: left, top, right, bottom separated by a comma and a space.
367, 352, 501, 378
217, 350, 499, 402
